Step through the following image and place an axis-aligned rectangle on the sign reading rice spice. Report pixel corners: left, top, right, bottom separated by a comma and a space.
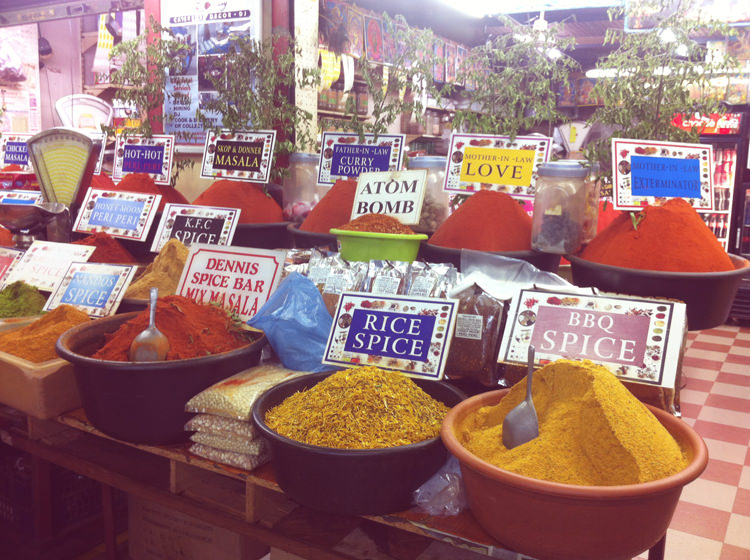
352, 169, 427, 225
324, 292, 458, 380
176, 244, 286, 322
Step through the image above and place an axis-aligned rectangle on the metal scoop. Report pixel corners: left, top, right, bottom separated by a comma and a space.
502, 345, 539, 449
128, 287, 169, 362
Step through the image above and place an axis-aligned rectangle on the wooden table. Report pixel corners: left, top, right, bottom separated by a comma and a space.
0, 407, 666, 560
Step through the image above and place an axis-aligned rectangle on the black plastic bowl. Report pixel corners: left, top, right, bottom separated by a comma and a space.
419, 242, 561, 273
287, 223, 338, 250
252, 371, 465, 515
568, 254, 750, 331
232, 222, 294, 249
56, 312, 265, 445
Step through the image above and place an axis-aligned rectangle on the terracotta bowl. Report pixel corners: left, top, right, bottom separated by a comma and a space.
441, 389, 708, 560
568, 253, 750, 330
56, 312, 265, 445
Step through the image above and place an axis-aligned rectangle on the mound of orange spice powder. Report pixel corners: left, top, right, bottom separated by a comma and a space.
193, 179, 283, 223
580, 198, 734, 272
337, 213, 416, 234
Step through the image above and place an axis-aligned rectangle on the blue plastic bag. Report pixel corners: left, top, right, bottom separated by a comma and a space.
247, 272, 333, 372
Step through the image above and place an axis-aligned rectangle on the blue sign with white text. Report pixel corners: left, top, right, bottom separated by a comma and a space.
631, 155, 701, 198
3, 142, 29, 166
121, 145, 165, 174
344, 308, 435, 362
331, 144, 391, 178
88, 198, 146, 231
60, 272, 118, 309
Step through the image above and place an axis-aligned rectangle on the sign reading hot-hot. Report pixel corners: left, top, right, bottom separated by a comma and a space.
176, 244, 285, 322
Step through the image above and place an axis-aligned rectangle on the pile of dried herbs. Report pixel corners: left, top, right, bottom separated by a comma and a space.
265, 366, 450, 449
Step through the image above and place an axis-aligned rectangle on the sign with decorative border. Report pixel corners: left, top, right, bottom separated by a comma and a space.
611, 138, 714, 211
44, 262, 138, 317
0, 241, 94, 292
93, 135, 107, 175
498, 288, 686, 389
323, 292, 459, 380
352, 169, 427, 224
0, 190, 44, 205
175, 244, 286, 322
112, 134, 175, 185
151, 204, 240, 253
318, 132, 406, 186
200, 129, 276, 183
0, 247, 24, 284
443, 133, 551, 197
0, 133, 33, 172
73, 188, 162, 242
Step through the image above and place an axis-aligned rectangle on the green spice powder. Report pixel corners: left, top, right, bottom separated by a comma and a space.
0, 281, 47, 318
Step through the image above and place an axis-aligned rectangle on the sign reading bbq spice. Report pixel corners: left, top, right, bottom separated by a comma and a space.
175, 244, 285, 322
150, 204, 240, 253
443, 133, 551, 198
317, 132, 406, 186
611, 138, 714, 211
113, 134, 175, 185
200, 130, 276, 183
352, 169, 427, 224
323, 292, 458, 380
73, 189, 162, 242
0, 134, 33, 171
44, 262, 138, 317
498, 288, 686, 389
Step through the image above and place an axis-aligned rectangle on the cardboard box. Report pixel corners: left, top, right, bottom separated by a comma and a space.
128, 496, 268, 560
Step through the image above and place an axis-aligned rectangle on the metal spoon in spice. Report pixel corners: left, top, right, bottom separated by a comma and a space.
502, 344, 539, 449
128, 287, 169, 362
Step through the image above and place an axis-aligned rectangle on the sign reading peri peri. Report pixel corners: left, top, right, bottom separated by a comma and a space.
74, 188, 162, 242
317, 132, 405, 186
200, 130, 276, 183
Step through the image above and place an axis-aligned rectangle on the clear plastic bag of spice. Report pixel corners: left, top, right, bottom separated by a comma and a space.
362, 260, 411, 295
443, 282, 506, 386
408, 262, 458, 298
320, 256, 368, 316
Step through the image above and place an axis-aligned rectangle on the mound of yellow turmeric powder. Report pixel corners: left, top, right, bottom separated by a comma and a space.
456, 359, 688, 486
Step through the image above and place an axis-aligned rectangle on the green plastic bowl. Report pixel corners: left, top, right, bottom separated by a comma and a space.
330, 228, 428, 262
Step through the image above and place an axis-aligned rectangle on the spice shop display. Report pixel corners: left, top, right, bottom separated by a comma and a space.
124, 238, 188, 299
72, 231, 138, 264
0, 281, 47, 318
252, 369, 465, 514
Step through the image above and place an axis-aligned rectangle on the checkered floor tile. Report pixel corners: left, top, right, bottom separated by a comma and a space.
636, 324, 750, 560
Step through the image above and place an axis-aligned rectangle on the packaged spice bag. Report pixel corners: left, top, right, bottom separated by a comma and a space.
444, 283, 506, 386
189, 443, 269, 471
408, 262, 458, 297
362, 260, 411, 295
321, 256, 368, 316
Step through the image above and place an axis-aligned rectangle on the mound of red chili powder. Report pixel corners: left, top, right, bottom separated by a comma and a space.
428, 190, 532, 251
299, 179, 357, 233
111, 173, 189, 212
192, 179, 283, 223
73, 232, 137, 264
580, 198, 735, 272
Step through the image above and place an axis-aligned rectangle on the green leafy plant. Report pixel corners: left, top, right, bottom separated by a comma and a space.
194, 32, 320, 184
451, 15, 580, 140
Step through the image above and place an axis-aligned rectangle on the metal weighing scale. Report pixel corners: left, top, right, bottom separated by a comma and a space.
0, 128, 99, 247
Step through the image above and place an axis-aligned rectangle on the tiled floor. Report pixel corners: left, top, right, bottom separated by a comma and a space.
636, 323, 750, 560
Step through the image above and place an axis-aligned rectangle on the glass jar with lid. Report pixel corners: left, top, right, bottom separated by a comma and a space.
531, 161, 588, 254
407, 156, 450, 232
281, 153, 320, 223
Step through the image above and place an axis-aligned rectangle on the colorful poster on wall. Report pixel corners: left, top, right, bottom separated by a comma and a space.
0, 24, 41, 134
160, 0, 263, 145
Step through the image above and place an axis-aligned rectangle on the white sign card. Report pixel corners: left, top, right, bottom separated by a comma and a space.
443, 133, 551, 197
176, 244, 286, 322
0, 241, 94, 292
318, 132, 406, 186
352, 169, 427, 225
323, 292, 459, 380
112, 134, 175, 185
44, 262, 138, 317
498, 288, 686, 389
611, 138, 714, 211
93, 135, 106, 175
0, 133, 34, 172
0, 247, 24, 283
73, 188, 162, 242
0, 190, 44, 205
200, 129, 276, 183
151, 204, 241, 253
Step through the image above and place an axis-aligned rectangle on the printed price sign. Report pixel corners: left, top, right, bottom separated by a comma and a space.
44, 262, 138, 317
151, 204, 240, 253
201, 130, 276, 183
611, 138, 713, 211
0, 190, 44, 205
0, 241, 94, 292
444, 133, 551, 197
323, 292, 458, 380
113, 134, 175, 185
498, 288, 686, 390
318, 132, 406, 186
0, 247, 24, 283
176, 244, 286, 322
352, 169, 427, 224
0, 134, 33, 172
74, 188, 162, 242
